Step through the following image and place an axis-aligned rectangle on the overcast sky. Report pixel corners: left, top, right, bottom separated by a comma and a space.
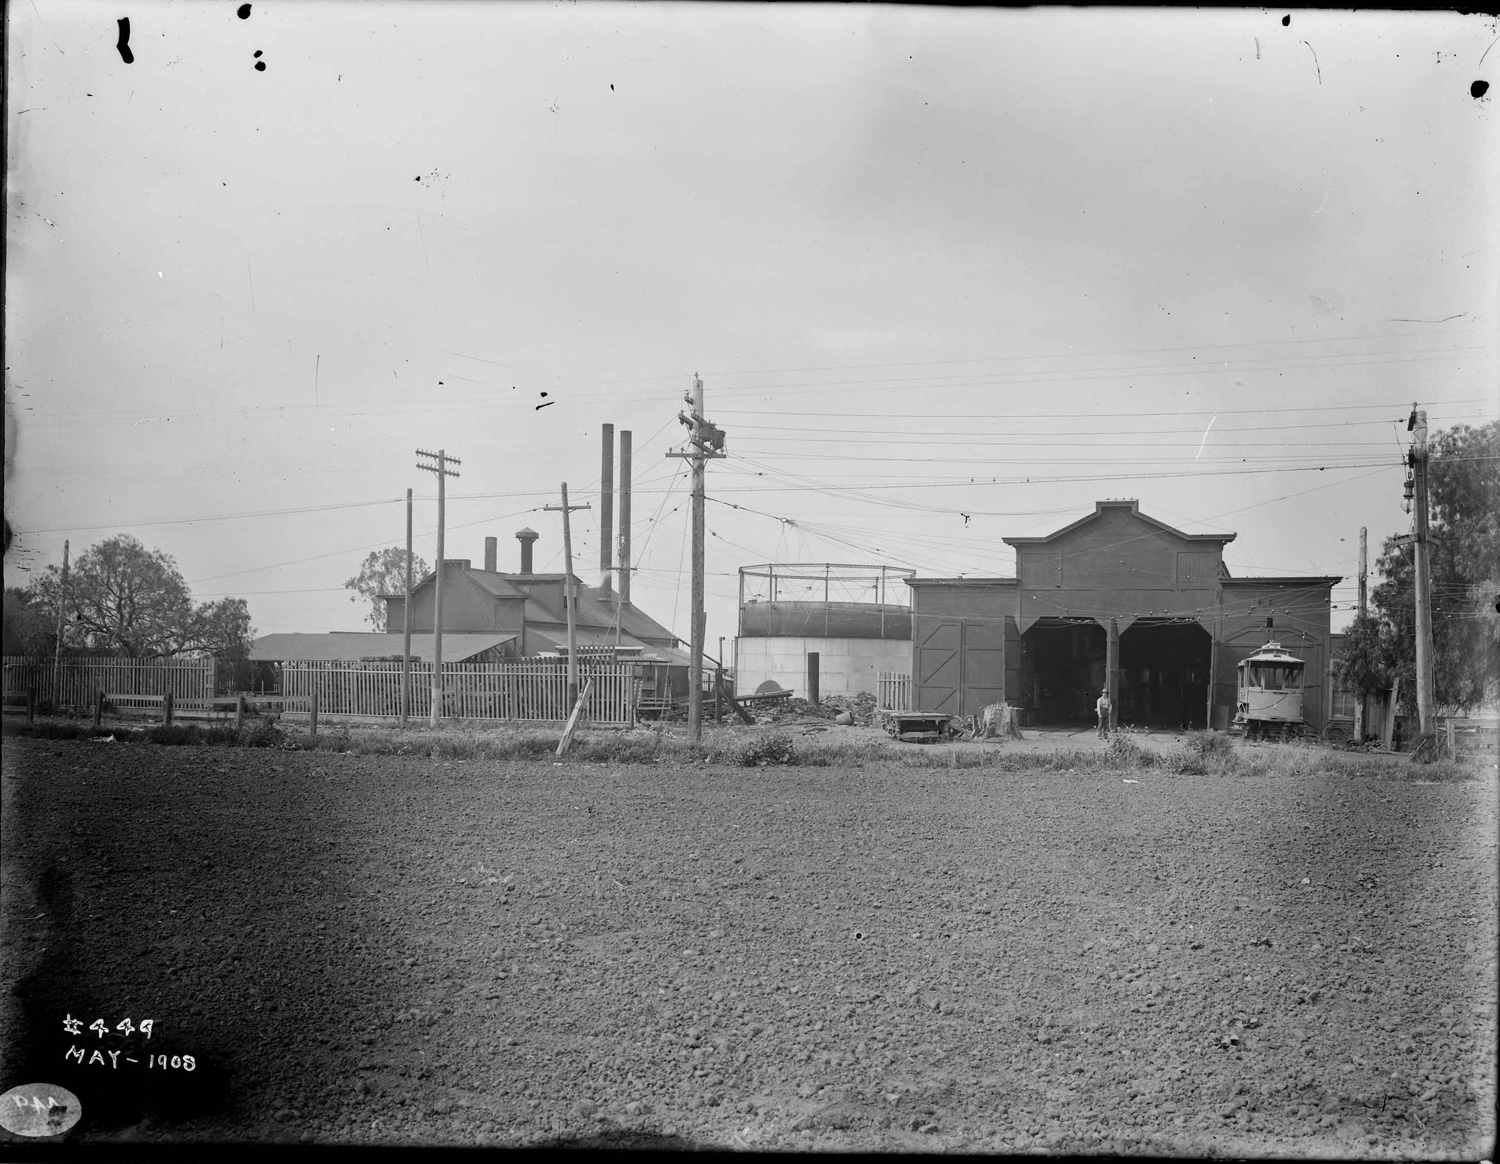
6, 2, 1497, 653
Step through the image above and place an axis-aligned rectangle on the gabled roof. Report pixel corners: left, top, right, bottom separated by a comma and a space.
379, 564, 680, 646
1001, 500, 1235, 547
249, 632, 516, 663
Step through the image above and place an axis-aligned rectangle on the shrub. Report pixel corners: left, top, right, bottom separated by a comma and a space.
738, 733, 797, 767
1181, 730, 1234, 758
1103, 733, 1156, 769
237, 719, 288, 748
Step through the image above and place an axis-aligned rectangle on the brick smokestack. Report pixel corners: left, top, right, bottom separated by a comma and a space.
516, 527, 539, 574
600, 423, 614, 596
618, 429, 631, 606
484, 536, 497, 573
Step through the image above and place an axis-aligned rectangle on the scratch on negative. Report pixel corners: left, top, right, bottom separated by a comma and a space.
1301, 41, 1321, 84
1195, 414, 1217, 462
1385, 312, 1469, 324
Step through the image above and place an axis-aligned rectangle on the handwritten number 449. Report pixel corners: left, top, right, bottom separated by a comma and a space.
63, 1015, 153, 1039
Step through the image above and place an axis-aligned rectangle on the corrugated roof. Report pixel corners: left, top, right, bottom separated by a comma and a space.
249, 632, 516, 663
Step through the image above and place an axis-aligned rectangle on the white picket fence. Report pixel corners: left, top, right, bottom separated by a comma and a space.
878, 671, 912, 712
3, 656, 216, 710
278, 659, 639, 726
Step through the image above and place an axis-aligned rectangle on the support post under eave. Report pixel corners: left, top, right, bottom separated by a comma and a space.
1106, 618, 1120, 732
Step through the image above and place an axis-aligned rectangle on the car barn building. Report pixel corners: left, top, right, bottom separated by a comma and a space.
906, 500, 1340, 733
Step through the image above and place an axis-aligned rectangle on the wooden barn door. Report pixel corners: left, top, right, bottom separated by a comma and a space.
913, 619, 961, 713
912, 617, 1005, 716
960, 620, 1005, 716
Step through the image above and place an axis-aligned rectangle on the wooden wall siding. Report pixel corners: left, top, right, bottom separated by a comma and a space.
1019, 553, 1062, 588
1015, 513, 1222, 635
3, 656, 216, 708
912, 582, 1018, 616
278, 660, 637, 724
1176, 551, 1220, 586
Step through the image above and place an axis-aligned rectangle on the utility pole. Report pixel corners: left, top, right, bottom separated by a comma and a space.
544, 484, 591, 712
1358, 527, 1368, 618
666, 373, 727, 743
1355, 525, 1367, 743
417, 448, 461, 727
401, 488, 413, 729
1409, 408, 1435, 742
52, 540, 69, 710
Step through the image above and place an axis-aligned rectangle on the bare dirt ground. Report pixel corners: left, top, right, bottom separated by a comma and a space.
1, 735, 1495, 1155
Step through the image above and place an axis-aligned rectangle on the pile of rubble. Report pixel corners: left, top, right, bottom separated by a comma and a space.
753, 691, 879, 728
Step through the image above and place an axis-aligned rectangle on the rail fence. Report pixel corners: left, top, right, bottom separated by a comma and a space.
3, 656, 216, 709
878, 671, 912, 712
277, 660, 638, 725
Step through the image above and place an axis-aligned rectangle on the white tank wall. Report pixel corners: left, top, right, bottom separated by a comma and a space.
734, 636, 910, 698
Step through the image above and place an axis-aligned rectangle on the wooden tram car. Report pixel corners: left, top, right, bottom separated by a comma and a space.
1233, 640, 1308, 740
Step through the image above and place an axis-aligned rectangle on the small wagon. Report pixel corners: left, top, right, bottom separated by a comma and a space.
880, 710, 971, 743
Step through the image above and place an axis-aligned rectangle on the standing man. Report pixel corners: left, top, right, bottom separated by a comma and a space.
1096, 688, 1112, 739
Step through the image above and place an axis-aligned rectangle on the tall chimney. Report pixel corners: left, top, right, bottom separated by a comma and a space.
516, 527, 539, 574
600, 423, 614, 596
484, 536, 497, 573
618, 429, 632, 606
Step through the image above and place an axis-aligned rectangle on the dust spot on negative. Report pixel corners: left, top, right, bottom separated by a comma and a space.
1473, 80, 1491, 99
238, 3, 251, 18
1281, 14, 1290, 25
854, 931, 864, 940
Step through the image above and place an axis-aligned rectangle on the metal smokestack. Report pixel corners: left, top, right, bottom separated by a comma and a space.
600, 424, 614, 596
484, 536, 497, 573
618, 429, 632, 606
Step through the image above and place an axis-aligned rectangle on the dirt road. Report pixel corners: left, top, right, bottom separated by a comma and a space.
2, 738, 1494, 1154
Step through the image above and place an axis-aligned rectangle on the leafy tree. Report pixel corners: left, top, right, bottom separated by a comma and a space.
1331, 611, 1396, 698
26, 535, 256, 659
1371, 420, 1500, 712
3, 587, 57, 656
344, 546, 429, 632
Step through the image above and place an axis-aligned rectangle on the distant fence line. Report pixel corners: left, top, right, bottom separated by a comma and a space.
277, 659, 639, 726
2, 656, 216, 709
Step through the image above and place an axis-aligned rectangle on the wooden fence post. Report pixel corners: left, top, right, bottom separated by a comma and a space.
1446, 717, 1455, 759
310, 691, 319, 737
26, 687, 35, 727
235, 694, 245, 730
93, 689, 104, 731
164, 690, 174, 727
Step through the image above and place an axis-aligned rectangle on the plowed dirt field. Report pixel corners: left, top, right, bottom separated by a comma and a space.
2, 738, 1495, 1155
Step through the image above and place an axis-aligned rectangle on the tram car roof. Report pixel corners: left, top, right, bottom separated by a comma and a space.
1239, 640, 1306, 667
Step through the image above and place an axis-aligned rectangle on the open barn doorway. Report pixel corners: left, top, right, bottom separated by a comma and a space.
1019, 618, 1105, 727
1118, 619, 1212, 730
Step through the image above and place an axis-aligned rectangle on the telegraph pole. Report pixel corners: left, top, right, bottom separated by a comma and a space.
401, 488, 413, 729
52, 540, 69, 709
1355, 525, 1367, 743
544, 485, 591, 711
1409, 409, 1435, 742
666, 373, 726, 742
417, 448, 461, 727
1357, 527, 1368, 618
